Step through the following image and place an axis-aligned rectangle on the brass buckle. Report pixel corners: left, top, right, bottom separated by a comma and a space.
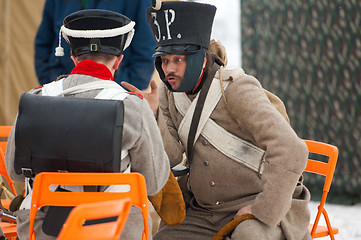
90, 43, 98, 52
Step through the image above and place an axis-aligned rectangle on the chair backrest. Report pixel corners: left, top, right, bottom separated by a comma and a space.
0, 126, 12, 153
57, 198, 132, 240
0, 126, 16, 195
29, 172, 149, 240
0, 147, 17, 196
303, 139, 338, 238
0, 130, 18, 239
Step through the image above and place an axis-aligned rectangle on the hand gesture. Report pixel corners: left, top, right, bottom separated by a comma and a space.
121, 80, 159, 117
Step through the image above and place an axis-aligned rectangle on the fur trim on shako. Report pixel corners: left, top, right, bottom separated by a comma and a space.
55, 9, 135, 57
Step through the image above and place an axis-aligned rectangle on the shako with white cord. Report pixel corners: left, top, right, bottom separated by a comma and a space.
55, 9, 135, 57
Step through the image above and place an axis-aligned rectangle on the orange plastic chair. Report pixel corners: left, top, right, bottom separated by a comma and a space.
0, 126, 16, 194
0, 147, 17, 210
0, 223, 17, 239
0, 126, 18, 240
29, 172, 149, 240
0, 140, 23, 240
0, 126, 16, 209
57, 198, 132, 240
0, 208, 17, 240
0, 126, 12, 153
303, 139, 339, 239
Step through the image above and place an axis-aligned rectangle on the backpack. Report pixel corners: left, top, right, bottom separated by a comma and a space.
14, 92, 125, 178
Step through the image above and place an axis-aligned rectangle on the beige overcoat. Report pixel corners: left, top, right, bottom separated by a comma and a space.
156, 65, 311, 239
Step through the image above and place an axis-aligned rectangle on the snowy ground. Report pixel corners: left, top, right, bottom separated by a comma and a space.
308, 201, 361, 240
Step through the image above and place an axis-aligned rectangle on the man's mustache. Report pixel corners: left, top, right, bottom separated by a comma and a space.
166, 73, 180, 79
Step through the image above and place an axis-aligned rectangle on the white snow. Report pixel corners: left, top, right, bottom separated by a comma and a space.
309, 201, 361, 240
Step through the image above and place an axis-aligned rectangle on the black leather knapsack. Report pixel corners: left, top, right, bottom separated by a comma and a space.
14, 92, 124, 177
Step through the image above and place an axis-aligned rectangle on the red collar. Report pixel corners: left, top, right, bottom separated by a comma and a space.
70, 60, 114, 81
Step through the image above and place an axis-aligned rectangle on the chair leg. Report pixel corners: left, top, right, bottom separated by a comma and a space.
322, 209, 335, 240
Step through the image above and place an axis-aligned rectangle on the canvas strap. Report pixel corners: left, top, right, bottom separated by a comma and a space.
42, 79, 126, 98
176, 65, 221, 154
185, 63, 220, 162
175, 70, 265, 176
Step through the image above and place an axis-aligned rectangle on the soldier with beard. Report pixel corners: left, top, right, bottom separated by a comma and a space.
123, 1, 312, 239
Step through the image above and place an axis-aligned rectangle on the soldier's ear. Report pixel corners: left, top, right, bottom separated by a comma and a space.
71, 56, 79, 66
113, 55, 124, 70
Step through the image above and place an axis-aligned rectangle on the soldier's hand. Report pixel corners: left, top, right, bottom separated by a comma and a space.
234, 205, 252, 219
121, 80, 159, 117
234, 205, 280, 226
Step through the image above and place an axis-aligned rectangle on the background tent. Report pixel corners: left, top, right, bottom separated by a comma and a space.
241, 0, 361, 204
0, 0, 45, 125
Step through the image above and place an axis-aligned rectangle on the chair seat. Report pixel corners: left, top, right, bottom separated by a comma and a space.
308, 224, 339, 238
0, 222, 15, 228
1, 223, 17, 238
1, 198, 11, 209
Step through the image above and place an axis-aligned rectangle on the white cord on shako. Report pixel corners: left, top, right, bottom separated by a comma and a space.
55, 21, 135, 56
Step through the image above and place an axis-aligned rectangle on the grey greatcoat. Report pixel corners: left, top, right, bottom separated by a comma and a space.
155, 66, 311, 240
5, 73, 170, 240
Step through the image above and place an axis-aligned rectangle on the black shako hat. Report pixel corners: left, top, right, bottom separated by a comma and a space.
146, 1, 216, 56
55, 9, 135, 57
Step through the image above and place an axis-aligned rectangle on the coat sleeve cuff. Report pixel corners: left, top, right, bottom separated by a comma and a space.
251, 163, 301, 226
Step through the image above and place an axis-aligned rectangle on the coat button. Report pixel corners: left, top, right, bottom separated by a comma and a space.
202, 139, 208, 146
203, 160, 209, 166
210, 181, 215, 186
